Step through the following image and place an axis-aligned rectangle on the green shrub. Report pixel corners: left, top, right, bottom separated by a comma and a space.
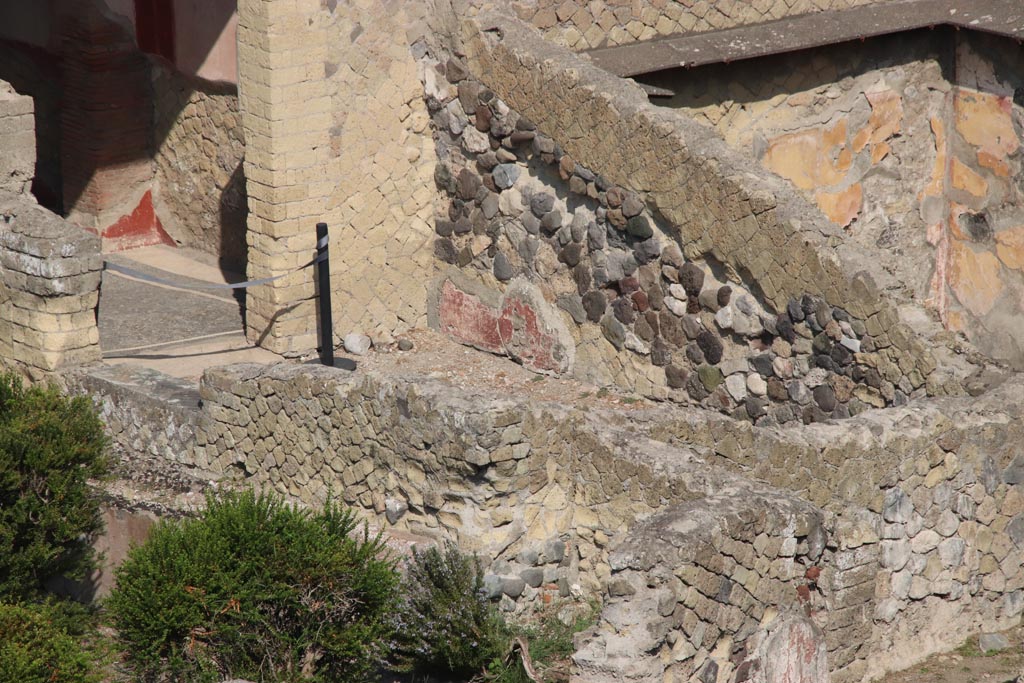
0, 601, 102, 683
0, 374, 109, 600
492, 601, 600, 683
108, 489, 400, 683
393, 541, 509, 678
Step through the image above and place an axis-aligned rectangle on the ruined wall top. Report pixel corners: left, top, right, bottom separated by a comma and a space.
0, 79, 35, 196
494, 0, 899, 51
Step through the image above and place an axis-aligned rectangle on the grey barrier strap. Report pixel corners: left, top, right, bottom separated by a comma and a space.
103, 252, 327, 291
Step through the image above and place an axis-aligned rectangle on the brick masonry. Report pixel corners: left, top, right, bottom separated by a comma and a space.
236, 0, 442, 354
57, 3, 167, 251
236, 0, 333, 354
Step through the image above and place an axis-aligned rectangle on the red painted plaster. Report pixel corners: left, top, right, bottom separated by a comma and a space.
439, 279, 567, 374
498, 295, 561, 373
439, 280, 504, 354
102, 190, 175, 252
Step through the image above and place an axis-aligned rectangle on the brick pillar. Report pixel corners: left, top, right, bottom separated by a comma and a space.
237, 0, 334, 354
57, 2, 168, 251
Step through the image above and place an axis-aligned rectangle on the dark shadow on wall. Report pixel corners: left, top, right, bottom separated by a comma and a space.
0, 39, 64, 213
149, 63, 248, 275
219, 161, 249, 275
51, 0, 236, 219
221, 161, 249, 325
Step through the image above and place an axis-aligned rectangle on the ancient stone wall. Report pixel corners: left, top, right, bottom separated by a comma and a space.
236, 0, 333, 353
184, 357, 1024, 681
504, 0, 895, 50
457, 10, 967, 407
636, 374, 1024, 680
0, 80, 35, 196
0, 191, 102, 378
65, 364, 200, 465
412, 12, 987, 425
424, 55, 937, 423
192, 361, 830, 625
931, 33, 1024, 365
152, 64, 248, 272
58, 2, 167, 251
320, 0, 440, 341
236, 0, 442, 353
646, 29, 1024, 367
0, 41, 64, 212
576, 495, 830, 683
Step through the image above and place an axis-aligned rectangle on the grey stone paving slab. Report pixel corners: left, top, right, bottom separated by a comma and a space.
98, 254, 244, 354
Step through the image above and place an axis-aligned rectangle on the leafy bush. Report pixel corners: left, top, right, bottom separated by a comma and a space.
0, 601, 102, 683
108, 490, 400, 683
0, 374, 109, 600
393, 541, 509, 678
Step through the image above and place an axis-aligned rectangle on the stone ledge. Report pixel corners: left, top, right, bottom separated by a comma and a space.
585, 0, 1024, 77
64, 363, 202, 466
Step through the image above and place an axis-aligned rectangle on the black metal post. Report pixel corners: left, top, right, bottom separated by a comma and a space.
316, 222, 334, 367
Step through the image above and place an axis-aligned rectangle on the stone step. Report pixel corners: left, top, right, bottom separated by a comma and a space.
64, 362, 201, 465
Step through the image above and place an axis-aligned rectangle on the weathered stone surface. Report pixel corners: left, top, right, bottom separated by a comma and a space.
436, 277, 573, 374
697, 331, 724, 365
493, 252, 514, 281
0, 192, 101, 376
978, 633, 1011, 653
344, 333, 372, 356
759, 616, 829, 683
493, 163, 520, 189
679, 264, 705, 297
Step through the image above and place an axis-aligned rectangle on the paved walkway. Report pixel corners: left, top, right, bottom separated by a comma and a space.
98, 245, 282, 381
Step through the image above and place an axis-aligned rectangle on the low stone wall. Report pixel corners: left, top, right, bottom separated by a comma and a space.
193, 362, 829, 617
191, 360, 1024, 681
66, 349, 1024, 681
576, 494, 829, 683
0, 80, 34, 196
630, 375, 1024, 680
64, 364, 200, 465
0, 191, 101, 378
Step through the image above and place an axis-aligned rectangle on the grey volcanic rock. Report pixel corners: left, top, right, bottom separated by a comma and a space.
343, 333, 372, 356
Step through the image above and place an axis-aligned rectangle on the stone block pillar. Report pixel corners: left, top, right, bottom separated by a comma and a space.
237, 0, 334, 354
0, 193, 103, 379
0, 84, 36, 196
